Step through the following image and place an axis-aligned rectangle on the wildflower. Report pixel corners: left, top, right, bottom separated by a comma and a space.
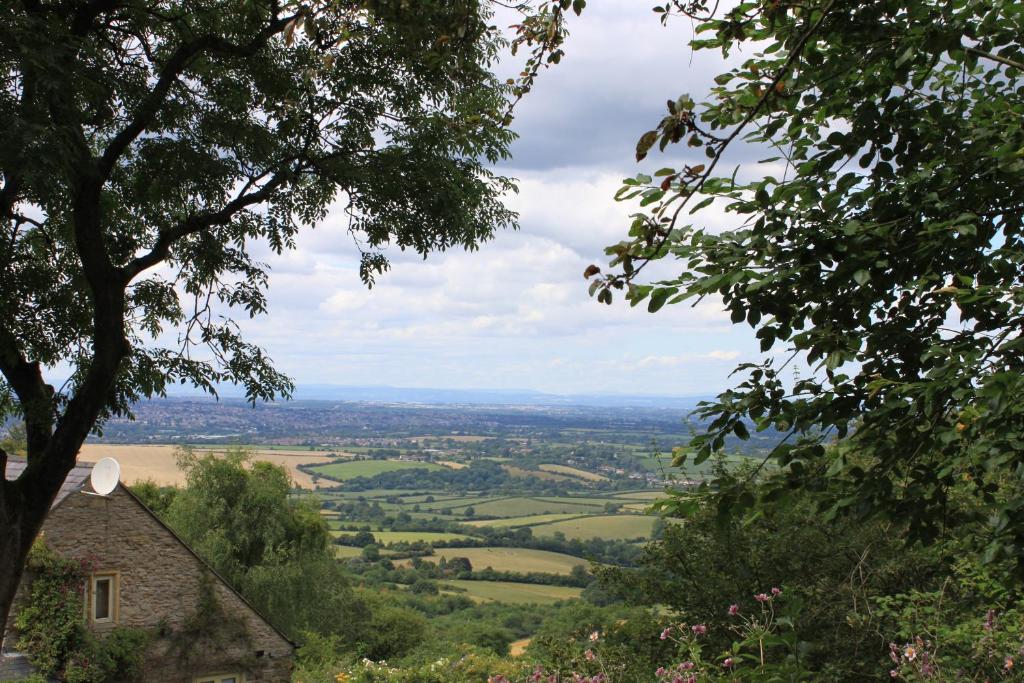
889, 670, 898, 678
488, 676, 509, 683
771, 587, 782, 596
334, 674, 350, 683
1006, 657, 1015, 671
589, 631, 600, 642
655, 667, 667, 677
723, 658, 734, 668
585, 649, 596, 662
728, 603, 740, 616
755, 593, 770, 603
691, 624, 707, 635
678, 661, 695, 670
660, 627, 672, 640
984, 609, 996, 631
903, 645, 917, 661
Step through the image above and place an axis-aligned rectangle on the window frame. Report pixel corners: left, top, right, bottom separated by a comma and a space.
88, 571, 119, 624
193, 674, 245, 683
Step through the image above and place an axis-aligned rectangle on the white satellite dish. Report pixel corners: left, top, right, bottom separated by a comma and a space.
90, 458, 120, 495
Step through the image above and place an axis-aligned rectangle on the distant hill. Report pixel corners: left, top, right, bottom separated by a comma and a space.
168, 383, 712, 410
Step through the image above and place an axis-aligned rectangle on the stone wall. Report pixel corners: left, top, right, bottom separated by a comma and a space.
35, 486, 294, 682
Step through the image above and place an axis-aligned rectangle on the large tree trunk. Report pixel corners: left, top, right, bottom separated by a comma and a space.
0, 464, 56, 639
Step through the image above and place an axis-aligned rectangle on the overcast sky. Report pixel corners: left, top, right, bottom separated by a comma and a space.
233, 2, 767, 397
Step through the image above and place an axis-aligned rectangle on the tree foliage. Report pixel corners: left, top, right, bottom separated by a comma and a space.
159, 448, 368, 642
0, 0, 576, 625
589, 0, 1024, 566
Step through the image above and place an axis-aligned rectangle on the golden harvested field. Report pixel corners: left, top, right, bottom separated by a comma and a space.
538, 464, 608, 482
437, 460, 467, 469
77, 444, 336, 489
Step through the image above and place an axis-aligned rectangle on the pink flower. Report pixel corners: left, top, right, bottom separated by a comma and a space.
723, 658, 734, 668
691, 623, 707, 635
771, 587, 782, 596
889, 670, 898, 678
585, 649, 595, 662
755, 593, 770, 603
589, 631, 600, 642
678, 661, 694, 670
728, 603, 740, 616
655, 667, 667, 677
660, 627, 672, 640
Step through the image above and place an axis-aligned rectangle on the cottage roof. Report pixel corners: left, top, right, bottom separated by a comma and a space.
4, 459, 95, 508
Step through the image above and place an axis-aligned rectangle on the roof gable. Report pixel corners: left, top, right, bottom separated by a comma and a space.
4, 459, 94, 508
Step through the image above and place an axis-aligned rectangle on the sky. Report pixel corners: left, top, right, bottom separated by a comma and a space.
230, 2, 768, 397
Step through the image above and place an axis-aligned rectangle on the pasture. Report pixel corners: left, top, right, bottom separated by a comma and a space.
442, 580, 583, 605
416, 547, 588, 575
531, 514, 658, 541
447, 497, 605, 517
463, 513, 586, 528
370, 530, 473, 545
309, 459, 446, 481
538, 464, 608, 482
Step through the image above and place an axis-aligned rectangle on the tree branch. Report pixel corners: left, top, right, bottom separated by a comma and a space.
123, 169, 292, 281
97, 14, 293, 180
966, 46, 1024, 72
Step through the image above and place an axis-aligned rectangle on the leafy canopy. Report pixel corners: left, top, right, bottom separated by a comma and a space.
588, 0, 1024, 566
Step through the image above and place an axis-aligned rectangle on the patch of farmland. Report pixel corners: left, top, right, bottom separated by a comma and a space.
537, 464, 609, 482
334, 546, 364, 559
416, 547, 588, 575
622, 502, 651, 512
531, 514, 658, 541
437, 460, 467, 469
442, 580, 583, 605
309, 459, 445, 481
502, 465, 573, 482
612, 491, 664, 500
80, 443, 335, 489
371, 530, 474, 545
531, 496, 614, 507
419, 495, 504, 510
448, 497, 601, 517
463, 513, 587, 528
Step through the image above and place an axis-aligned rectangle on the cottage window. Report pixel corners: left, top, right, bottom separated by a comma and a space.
194, 675, 244, 683
89, 573, 118, 623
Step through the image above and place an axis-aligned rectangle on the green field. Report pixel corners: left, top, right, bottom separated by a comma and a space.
532, 514, 658, 541
537, 464, 608, 482
371, 530, 473, 545
463, 513, 586, 528
334, 545, 364, 559
442, 580, 583, 604
612, 491, 664, 500
309, 460, 446, 481
416, 547, 588, 575
448, 497, 605, 517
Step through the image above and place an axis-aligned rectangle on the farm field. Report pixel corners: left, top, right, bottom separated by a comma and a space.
442, 580, 583, 605
310, 459, 446, 481
79, 443, 335, 489
538, 464, 608, 482
502, 465, 572, 482
368, 530, 473, 545
613, 491, 664, 500
531, 514, 658, 541
447, 497, 605, 517
415, 547, 588, 575
463, 513, 586, 528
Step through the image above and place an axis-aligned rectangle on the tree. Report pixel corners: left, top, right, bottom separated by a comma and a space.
155, 448, 370, 643
588, 1, 1024, 567
0, 0, 577, 624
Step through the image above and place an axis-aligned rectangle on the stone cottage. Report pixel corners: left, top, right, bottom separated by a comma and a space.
1, 460, 295, 682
